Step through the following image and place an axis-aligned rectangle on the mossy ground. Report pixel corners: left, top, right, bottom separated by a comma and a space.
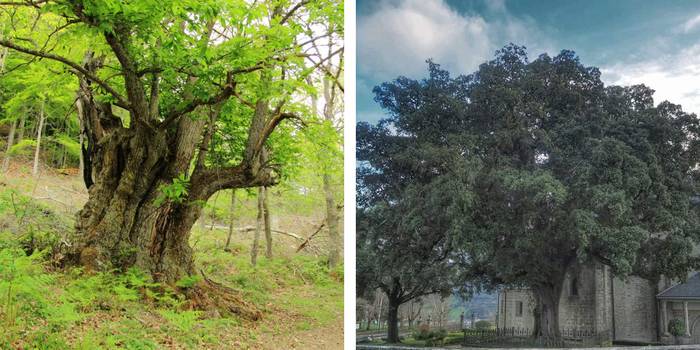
0, 163, 343, 349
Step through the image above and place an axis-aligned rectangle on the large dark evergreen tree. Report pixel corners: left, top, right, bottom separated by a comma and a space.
357, 63, 477, 343
360, 44, 700, 339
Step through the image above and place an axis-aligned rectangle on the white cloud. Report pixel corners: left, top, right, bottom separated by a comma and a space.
358, 0, 552, 80
601, 44, 700, 115
682, 13, 700, 33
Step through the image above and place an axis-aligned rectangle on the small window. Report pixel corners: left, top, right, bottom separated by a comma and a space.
571, 278, 578, 296
516, 301, 523, 317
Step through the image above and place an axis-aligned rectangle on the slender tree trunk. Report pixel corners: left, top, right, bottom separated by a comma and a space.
0, 22, 7, 73
32, 99, 45, 177
224, 189, 236, 251
61, 145, 67, 168
209, 191, 219, 230
0, 47, 7, 73
76, 99, 85, 177
313, 76, 342, 268
16, 112, 25, 144
262, 186, 272, 258
251, 187, 263, 266
2, 118, 16, 172
323, 173, 340, 267
387, 296, 401, 343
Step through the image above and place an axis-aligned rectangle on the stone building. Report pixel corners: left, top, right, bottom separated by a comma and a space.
496, 261, 700, 344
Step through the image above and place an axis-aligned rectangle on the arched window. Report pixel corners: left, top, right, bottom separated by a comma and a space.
571, 277, 578, 296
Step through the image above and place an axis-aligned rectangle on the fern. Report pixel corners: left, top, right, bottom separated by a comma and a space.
158, 309, 202, 333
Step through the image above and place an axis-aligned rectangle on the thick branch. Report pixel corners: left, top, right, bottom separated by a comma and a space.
253, 111, 302, 157
0, 39, 129, 108
103, 29, 149, 120
194, 104, 220, 172
192, 164, 277, 200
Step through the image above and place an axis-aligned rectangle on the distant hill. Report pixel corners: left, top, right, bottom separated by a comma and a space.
448, 292, 498, 322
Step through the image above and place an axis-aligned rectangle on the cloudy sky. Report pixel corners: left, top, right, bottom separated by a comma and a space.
357, 0, 700, 123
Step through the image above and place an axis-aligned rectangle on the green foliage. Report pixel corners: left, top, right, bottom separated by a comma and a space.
158, 309, 202, 332
474, 320, 492, 330
413, 328, 448, 346
669, 319, 685, 337
8, 139, 37, 156
51, 134, 82, 159
175, 274, 201, 289
0, 247, 79, 340
155, 173, 190, 206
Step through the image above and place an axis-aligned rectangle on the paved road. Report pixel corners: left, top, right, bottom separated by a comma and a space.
356, 344, 700, 350
356, 331, 411, 343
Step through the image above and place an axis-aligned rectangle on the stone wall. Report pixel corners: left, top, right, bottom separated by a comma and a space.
612, 275, 657, 343
558, 264, 599, 330
498, 289, 535, 330
500, 262, 661, 343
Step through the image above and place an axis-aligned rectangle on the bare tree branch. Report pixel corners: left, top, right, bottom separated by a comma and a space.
279, 0, 310, 25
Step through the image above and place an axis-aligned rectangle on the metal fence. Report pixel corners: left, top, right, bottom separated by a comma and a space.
462, 327, 612, 348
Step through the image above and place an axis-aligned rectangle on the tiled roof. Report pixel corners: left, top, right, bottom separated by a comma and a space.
657, 273, 700, 299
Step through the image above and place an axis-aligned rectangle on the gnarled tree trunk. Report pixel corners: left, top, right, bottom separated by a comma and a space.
532, 280, 564, 339
68, 51, 276, 285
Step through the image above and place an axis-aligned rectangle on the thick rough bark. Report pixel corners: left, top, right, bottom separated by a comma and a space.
387, 296, 401, 343
71, 125, 195, 280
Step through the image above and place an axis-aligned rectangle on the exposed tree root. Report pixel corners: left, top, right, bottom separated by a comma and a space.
183, 270, 262, 321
